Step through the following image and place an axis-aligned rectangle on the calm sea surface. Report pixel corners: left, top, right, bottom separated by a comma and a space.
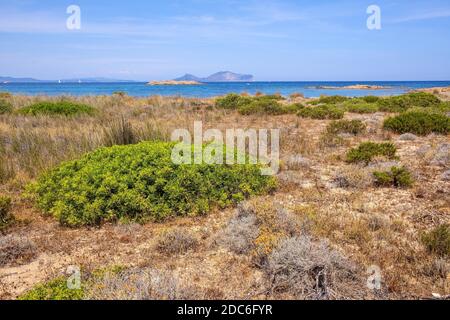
1, 81, 449, 98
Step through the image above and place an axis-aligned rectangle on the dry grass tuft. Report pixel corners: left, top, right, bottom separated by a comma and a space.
157, 229, 199, 255
0, 235, 37, 267
264, 236, 366, 300
87, 268, 201, 300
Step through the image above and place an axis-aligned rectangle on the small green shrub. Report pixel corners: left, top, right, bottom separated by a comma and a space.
421, 224, 450, 257
0, 99, 12, 114
238, 97, 283, 115
310, 95, 349, 105
18, 277, 84, 300
377, 92, 441, 113
29, 142, 276, 227
346, 142, 397, 164
298, 105, 344, 120
383, 112, 449, 135
216, 94, 294, 115
361, 96, 380, 103
326, 120, 366, 135
18, 101, 95, 116
373, 167, 414, 188
346, 102, 379, 114
0, 195, 13, 230
215, 94, 252, 110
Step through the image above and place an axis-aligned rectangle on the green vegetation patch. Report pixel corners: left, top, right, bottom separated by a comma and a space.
18, 277, 84, 300
0, 98, 13, 114
421, 224, 450, 257
373, 167, 414, 188
29, 141, 276, 227
0, 195, 14, 230
18, 101, 95, 116
297, 104, 344, 120
215, 94, 301, 115
326, 120, 366, 135
344, 101, 379, 114
377, 92, 441, 113
346, 142, 397, 164
309, 95, 349, 105
383, 111, 450, 135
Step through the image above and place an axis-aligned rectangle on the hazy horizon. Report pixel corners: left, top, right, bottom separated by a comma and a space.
1, 0, 450, 81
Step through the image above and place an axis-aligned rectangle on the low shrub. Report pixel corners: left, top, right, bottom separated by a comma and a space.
361, 96, 380, 103
29, 142, 276, 227
377, 92, 441, 113
87, 268, 200, 300
326, 120, 366, 135
18, 277, 84, 300
218, 203, 259, 254
373, 166, 414, 188
0, 98, 13, 114
216, 94, 296, 115
421, 224, 450, 257
298, 105, 344, 120
383, 112, 450, 135
346, 142, 397, 164
310, 95, 349, 105
157, 229, 198, 255
215, 93, 252, 110
264, 236, 364, 299
0, 235, 37, 267
18, 101, 95, 116
0, 195, 14, 230
345, 102, 379, 114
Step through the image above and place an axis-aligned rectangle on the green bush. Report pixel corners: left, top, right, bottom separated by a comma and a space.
310, 95, 349, 105
421, 224, 450, 257
29, 142, 276, 227
0, 195, 13, 230
361, 96, 380, 103
298, 105, 344, 120
377, 92, 441, 113
346, 142, 397, 164
18, 101, 95, 116
0, 99, 12, 114
326, 120, 366, 135
215, 94, 252, 110
18, 277, 84, 300
373, 167, 414, 188
383, 112, 450, 135
345, 102, 379, 114
216, 94, 295, 115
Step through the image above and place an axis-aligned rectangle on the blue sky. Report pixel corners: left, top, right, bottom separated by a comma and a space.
1, 0, 450, 81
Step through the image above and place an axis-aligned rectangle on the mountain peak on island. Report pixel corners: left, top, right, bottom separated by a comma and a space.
174, 71, 253, 82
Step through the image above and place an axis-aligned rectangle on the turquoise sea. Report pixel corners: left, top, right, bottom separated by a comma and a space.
1, 81, 449, 98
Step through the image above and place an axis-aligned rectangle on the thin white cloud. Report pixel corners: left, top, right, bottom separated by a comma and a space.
392, 10, 450, 23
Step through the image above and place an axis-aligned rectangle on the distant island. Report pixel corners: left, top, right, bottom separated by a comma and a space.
148, 80, 201, 86
174, 71, 254, 82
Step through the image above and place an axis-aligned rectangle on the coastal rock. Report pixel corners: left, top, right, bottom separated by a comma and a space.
398, 133, 418, 141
